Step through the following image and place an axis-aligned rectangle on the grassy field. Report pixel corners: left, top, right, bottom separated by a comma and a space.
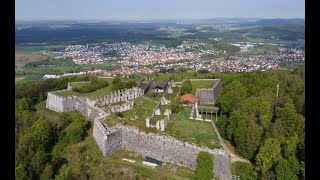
15, 75, 43, 83
164, 106, 220, 149
121, 96, 158, 130
15, 44, 66, 53
190, 79, 218, 94
60, 127, 196, 179
56, 79, 113, 97
166, 87, 180, 100
145, 90, 165, 102
71, 82, 91, 89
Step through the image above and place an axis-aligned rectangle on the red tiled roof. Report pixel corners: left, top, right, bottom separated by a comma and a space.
181, 93, 199, 104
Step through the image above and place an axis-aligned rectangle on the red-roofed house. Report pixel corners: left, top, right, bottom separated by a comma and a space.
181, 93, 199, 104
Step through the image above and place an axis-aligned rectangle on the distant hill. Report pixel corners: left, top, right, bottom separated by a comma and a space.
242, 18, 305, 26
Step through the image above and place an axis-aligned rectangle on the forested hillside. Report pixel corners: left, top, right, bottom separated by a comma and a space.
216, 68, 305, 179
15, 68, 304, 179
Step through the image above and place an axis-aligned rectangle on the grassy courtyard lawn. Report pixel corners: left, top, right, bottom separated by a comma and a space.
56, 79, 113, 97
62, 127, 196, 179
152, 114, 167, 122
164, 106, 221, 149
71, 82, 90, 89
121, 97, 158, 130
190, 79, 218, 94
166, 87, 180, 101
145, 90, 164, 102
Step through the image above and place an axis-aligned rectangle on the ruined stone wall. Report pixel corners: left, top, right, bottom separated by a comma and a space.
104, 126, 122, 156
87, 87, 144, 107
197, 89, 215, 104
46, 91, 77, 112
196, 79, 222, 104
93, 119, 108, 156
92, 123, 232, 180
76, 97, 109, 120
120, 126, 227, 170
212, 79, 222, 103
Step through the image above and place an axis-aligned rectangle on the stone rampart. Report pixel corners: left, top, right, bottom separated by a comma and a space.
46, 91, 77, 112
76, 97, 109, 120
92, 123, 231, 180
196, 79, 222, 104
86, 87, 144, 107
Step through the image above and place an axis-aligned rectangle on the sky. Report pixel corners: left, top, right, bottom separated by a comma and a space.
15, 0, 305, 20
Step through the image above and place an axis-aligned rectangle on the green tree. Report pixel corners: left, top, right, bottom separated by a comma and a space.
282, 133, 298, 159
234, 113, 263, 160
16, 163, 29, 180
31, 118, 54, 150
180, 79, 192, 95
232, 162, 258, 180
242, 96, 273, 130
274, 159, 298, 180
170, 97, 183, 113
275, 103, 299, 137
219, 80, 248, 113
40, 164, 53, 180
30, 149, 47, 175
195, 152, 214, 180
176, 67, 187, 73
16, 97, 32, 112
256, 138, 282, 173
65, 113, 88, 143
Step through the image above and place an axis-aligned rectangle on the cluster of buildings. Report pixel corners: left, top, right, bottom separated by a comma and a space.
42, 43, 304, 79
62, 41, 222, 65
158, 47, 304, 73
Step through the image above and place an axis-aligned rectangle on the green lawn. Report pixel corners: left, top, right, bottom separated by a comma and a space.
62, 127, 196, 180
71, 82, 90, 89
152, 114, 167, 122
121, 97, 158, 130
56, 79, 113, 97
15, 44, 66, 53
166, 87, 180, 101
164, 107, 220, 149
190, 79, 218, 94
15, 75, 43, 83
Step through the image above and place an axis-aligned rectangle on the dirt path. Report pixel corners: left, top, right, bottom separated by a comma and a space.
141, 96, 158, 103
210, 120, 252, 165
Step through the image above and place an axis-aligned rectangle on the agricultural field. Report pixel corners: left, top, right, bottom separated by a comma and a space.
15, 53, 47, 67
15, 44, 66, 53
15, 75, 43, 82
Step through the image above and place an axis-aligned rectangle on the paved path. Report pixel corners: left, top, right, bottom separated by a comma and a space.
211, 120, 251, 165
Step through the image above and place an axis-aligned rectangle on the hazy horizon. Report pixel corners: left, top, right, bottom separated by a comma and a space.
16, 0, 304, 20
15, 17, 305, 21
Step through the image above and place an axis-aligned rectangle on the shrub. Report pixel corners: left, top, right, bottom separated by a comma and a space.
195, 151, 214, 180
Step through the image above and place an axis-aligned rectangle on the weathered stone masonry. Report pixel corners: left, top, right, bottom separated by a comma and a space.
93, 119, 232, 180
46, 80, 232, 180
196, 79, 222, 104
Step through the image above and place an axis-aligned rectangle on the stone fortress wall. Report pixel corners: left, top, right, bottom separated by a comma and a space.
92, 120, 232, 180
195, 79, 222, 104
47, 78, 231, 180
145, 85, 172, 131
84, 87, 144, 107
46, 91, 78, 112
46, 91, 109, 120
46, 86, 143, 116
